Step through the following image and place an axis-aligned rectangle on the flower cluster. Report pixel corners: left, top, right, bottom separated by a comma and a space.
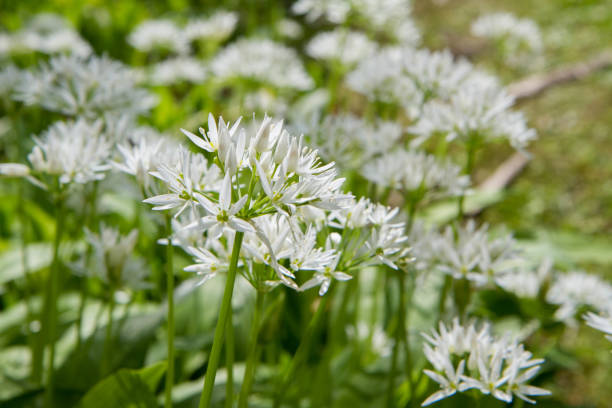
422, 319, 550, 406
306, 28, 377, 67
546, 271, 612, 322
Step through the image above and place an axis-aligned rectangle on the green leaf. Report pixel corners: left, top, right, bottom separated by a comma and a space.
422, 190, 505, 226
78, 362, 166, 408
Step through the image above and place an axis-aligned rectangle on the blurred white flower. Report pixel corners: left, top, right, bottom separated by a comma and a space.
306, 29, 376, 67
14, 54, 157, 118
275, 18, 303, 39
28, 119, 111, 186
149, 56, 207, 85
211, 38, 313, 90
422, 319, 549, 406
128, 18, 190, 54
185, 11, 238, 43
547, 271, 612, 322
292, 0, 351, 24
583, 312, 612, 344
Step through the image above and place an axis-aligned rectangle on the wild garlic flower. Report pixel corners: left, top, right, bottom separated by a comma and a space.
275, 18, 303, 40
113, 127, 181, 191
546, 271, 612, 323
307, 114, 403, 172
362, 149, 470, 199
471, 12, 543, 65
210, 38, 313, 90
145, 114, 353, 290
495, 258, 552, 298
291, 0, 351, 24
8, 13, 91, 57
128, 19, 189, 55
148, 56, 207, 85
410, 79, 537, 151
434, 221, 521, 287
86, 224, 148, 290
0, 64, 20, 99
27, 119, 111, 186
352, 0, 420, 46
306, 29, 377, 67
422, 319, 550, 406
346, 47, 422, 114
184, 11, 238, 43
14, 54, 157, 118
583, 312, 612, 344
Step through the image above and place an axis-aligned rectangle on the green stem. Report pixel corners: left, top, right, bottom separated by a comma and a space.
44, 193, 65, 407
198, 231, 245, 408
438, 275, 452, 321
102, 288, 116, 377
225, 311, 234, 408
400, 273, 415, 408
457, 139, 477, 218
274, 295, 330, 408
238, 290, 265, 408
165, 215, 175, 408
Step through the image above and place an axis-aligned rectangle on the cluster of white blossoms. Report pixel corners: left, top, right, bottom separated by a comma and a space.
148, 56, 207, 85
27, 119, 112, 186
546, 271, 612, 323
471, 12, 543, 65
128, 11, 238, 55
363, 150, 470, 199
291, 0, 352, 24
306, 28, 377, 67
433, 221, 521, 287
305, 114, 403, 171
210, 38, 314, 90
0, 13, 91, 57
85, 224, 149, 290
422, 319, 550, 406
14, 54, 157, 118
141, 114, 410, 292
495, 258, 553, 299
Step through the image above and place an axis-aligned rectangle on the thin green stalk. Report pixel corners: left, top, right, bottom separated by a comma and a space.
385, 273, 402, 408
225, 311, 234, 408
238, 290, 265, 408
165, 214, 175, 408
400, 273, 415, 408
198, 231, 245, 408
44, 192, 65, 407
457, 138, 477, 218
274, 295, 330, 408
102, 288, 116, 377
438, 275, 452, 321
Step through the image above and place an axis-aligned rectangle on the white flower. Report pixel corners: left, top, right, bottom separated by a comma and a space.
496, 258, 552, 298
184, 246, 229, 285
306, 29, 376, 67
291, 0, 351, 24
471, 12, 543, 65
547, 271, 612, 322
362, 149, 470, 198
210, 38, 313, 90
193, 173, 254, 239
421, 319, 549, 406
149, 57, 207, 85
184, 11, 238, 43
300, 252, 351, 296
410, 78, 537, 151
145, 147, 221, 216
128, 19, 189, 54
352, 0, 420, 46
27, 119, 111, 185
275, 18, 303, 39
584, 312, 612, 344
14, 54, 156, 118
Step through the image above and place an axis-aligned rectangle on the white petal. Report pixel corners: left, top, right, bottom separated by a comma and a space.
220, 172, 232, 211
229, 217, 256, 233
182, 128, 212, 152
421, 389, 456, 406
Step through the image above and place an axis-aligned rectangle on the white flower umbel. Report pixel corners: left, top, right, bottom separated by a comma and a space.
306, 114, 403, 172
421, 319, 550, 406
27, 119, 112, 186
0, 64, 21, 99
362, 149, 470, 199
584, 312, 612, 344
496, 258, 552, 298
434, 220, 521, 287
210, 38, 314, 90
128, 18, 189, 55
471, 12, 543, 65
9, 13, 91, 57
14, 54, 157, 118
547, 271, 612, 323
410, 78, 537, 151
306, 29, 377, 67
148, 56, 207, 85
352, 0, 420, 46
291, 0, 351, 24
184, 11, 238, 43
